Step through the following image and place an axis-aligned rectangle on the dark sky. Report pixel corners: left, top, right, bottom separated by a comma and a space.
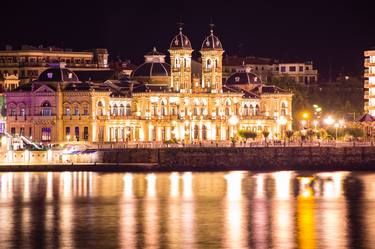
1, 0, 374, 79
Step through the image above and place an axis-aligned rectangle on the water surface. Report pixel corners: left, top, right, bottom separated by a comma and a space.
0, 171, 374, 249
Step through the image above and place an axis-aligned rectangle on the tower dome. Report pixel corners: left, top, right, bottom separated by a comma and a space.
201, 26, 223, 50
132, 47, 170, 78
169, 27, 192, 50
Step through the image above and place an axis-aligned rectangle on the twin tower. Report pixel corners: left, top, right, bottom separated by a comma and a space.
168, 27, 224, 93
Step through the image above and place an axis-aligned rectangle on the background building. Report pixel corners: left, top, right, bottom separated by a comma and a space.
0, 45, 110, 86
223, 55, 318, 85
365, 50, 375, 116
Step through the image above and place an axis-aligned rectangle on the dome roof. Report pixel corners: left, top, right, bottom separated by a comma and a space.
132, 62, 171, 77
169, 28, 192, 50
225, 71, 262, 85
132, 48, 171, 77
38, 66, 79, 82
201, 29, 223, 50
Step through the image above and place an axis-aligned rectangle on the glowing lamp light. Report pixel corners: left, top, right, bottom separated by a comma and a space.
324, 116, 335, 125
301, 120, 307, 126
228, 116, 239, 126
278, 116, 287, 126
302, 112, 309, 119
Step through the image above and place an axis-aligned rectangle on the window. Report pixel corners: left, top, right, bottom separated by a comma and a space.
65, 107, 70, 115
281, 102, 287, 116
299, 66, 304, 72
161, 102, 167, 116
41, 101, 52, 116
97, 101, 104, 116
20, 128, 25, 136
119, 104, 125, 116
126, 104, 131, 116
41, 128, 51, 141
225, 101, 231, 116
11, 127, 16, 135
83, 107, 89, 116
10, 108, 16, 116
84, 127, 89, 141
20, 108, 25, 117
202, 125, 207, 140
29, 127, 32, 137
75, 127, 80, 141
280, 66, 286, 72
194, 125, 199, 139
206, 59, 211, 69
289, 66, 296, 72
112, 105, 118, 116
66, 127, 70, 138
74, 106, 79, 116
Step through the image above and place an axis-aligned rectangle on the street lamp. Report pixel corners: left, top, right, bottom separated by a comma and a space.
334, 123, 339, 140
324, 116, 335, 126
313, 120, 319, 131
278, 116, 287, 140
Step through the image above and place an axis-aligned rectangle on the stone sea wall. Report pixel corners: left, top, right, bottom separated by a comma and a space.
98, 146, 375, 171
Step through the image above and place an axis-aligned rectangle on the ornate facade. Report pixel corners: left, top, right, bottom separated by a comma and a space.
5, 27, 292, 145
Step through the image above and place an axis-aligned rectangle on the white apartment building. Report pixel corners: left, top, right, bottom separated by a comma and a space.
364, 50, 375, 116
277, 62, 317, 84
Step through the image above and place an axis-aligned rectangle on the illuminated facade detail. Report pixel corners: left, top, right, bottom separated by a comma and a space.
5, 26, 293, 144
364, 50, 375, 116
200, 27, 224, 93
168, 27, 193, 92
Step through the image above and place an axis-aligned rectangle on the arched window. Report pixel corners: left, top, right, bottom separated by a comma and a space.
243, 104, 249, 116
41, 101, 52, 116
97, 101, 104, 116
206, 59, 211, 69
225, 101, 231, 116
126, 103, 131, 116
175, 58, 180, 68
119, 104, 125, 116
255, 105, 260, 116
65, 105, 71, 115
194, 125, 199, 139
281, 102, 287, 116
41, 127, 51, 141
74, 105, 79, 116
202, 125, 207, 140
112, 104, 118, 116
161, 101, 167, 116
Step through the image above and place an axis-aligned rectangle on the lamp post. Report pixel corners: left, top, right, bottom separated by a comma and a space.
334, 123, 339, 140
278, 116, 287, 140
313, 120, 319, 131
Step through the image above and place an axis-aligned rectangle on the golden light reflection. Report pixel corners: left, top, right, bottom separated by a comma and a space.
255, 173, 265, 198
224, 171, 246, 248
120, 173, 136, 249
170, 172, 179, 198
273, 171, 293, 200
46, 172, 53, 201
23, 173, 30, 201
145, 174, 159, 249
146, 173, 157, 198
61, 172, 72, 198
123, 173, 133, 198
317, 172, 347, 199
297, 177, 316, 249
183, 172, 193, 199
0, 173, 13, 200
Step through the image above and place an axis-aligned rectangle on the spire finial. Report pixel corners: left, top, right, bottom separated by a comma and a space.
153, 46, 156, 52
177, 21, 184, 34
209, 18, 215, 35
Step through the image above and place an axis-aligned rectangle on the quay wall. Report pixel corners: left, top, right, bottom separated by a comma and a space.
98, 146, 375, 171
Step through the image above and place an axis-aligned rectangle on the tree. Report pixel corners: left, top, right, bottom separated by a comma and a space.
306, 129, 315, 142
344, 127, 364, 140
285, 130, 294, 142
262, 130, 270, 143
238, 130, 257, 141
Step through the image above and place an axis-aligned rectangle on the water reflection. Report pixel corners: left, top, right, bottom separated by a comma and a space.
0, 171, 374, 248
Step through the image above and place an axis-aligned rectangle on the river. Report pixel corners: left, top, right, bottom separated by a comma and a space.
0, 171, 373, 249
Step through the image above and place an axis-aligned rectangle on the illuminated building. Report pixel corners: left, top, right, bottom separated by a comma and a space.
5, 26, 293, 144
0, 45, 109, 84
364, 50, 375, 116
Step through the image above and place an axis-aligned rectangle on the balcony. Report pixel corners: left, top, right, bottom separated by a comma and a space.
365, 58, 375, 67
365, 69, 375, 77
365, 91, 369, 99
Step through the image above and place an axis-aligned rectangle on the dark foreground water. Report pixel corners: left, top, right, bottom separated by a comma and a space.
0, 171, 374, 249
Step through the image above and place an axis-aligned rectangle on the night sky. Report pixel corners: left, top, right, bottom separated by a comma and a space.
2, 0, 374, 79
